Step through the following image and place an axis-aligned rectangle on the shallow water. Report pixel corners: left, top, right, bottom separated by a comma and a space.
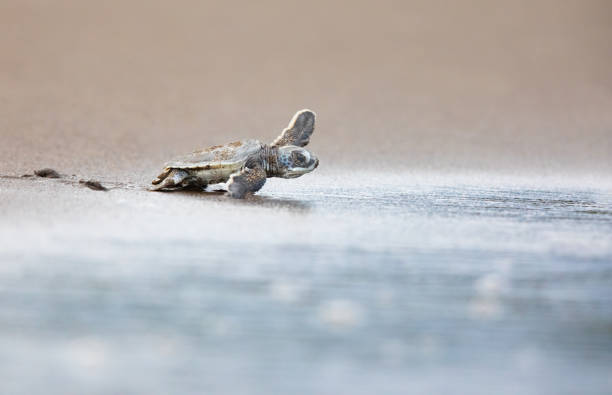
1, 173, 611, 394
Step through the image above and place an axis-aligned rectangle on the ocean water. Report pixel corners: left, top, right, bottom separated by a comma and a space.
1, 172, 611, 394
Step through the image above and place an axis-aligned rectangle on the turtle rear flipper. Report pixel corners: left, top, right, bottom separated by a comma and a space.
152, 168, 172, 185
150, 169, 190, 191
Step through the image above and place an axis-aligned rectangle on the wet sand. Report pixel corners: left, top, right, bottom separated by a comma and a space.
2, 173, 612, 394
1, 1, 612, 394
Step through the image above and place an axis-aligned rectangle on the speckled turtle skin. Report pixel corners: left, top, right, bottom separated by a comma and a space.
151, 110, 319, 198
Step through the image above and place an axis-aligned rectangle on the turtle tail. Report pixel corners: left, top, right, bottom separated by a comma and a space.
150, 169, 189, 191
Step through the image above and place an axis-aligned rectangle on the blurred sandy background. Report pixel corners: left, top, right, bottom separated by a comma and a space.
1, 0, 611, 181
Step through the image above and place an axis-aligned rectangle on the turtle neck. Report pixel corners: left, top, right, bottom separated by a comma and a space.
262, 144, 280, 176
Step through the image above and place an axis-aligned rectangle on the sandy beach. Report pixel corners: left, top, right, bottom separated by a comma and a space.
1, 0, 611, 179
1, 1, 612, 394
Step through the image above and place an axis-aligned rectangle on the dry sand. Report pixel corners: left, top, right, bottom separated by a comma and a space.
1, 0, 611, 181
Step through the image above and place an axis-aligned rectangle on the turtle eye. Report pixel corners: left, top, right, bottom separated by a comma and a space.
292, 151, 306, 164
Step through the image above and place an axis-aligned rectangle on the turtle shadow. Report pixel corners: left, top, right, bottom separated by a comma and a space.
241, 194, 312, 211
170, 188, 311, 211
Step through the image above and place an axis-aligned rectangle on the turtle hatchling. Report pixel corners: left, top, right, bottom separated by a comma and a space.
151, 109, 319, 198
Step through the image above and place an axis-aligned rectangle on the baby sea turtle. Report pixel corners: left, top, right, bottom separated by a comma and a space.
151, 109, 319, 198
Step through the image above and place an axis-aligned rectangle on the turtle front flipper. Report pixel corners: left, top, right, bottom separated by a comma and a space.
227, 167, 267, 198
271, 109, 315, 147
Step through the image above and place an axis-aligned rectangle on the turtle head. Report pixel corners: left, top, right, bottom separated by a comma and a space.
275, 145, 319, 178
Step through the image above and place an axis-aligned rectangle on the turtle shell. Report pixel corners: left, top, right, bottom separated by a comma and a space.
164, 139, 262, 170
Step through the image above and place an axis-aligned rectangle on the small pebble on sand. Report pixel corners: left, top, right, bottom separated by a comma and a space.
34, 168, 61, 178
79, 180, 108, 191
